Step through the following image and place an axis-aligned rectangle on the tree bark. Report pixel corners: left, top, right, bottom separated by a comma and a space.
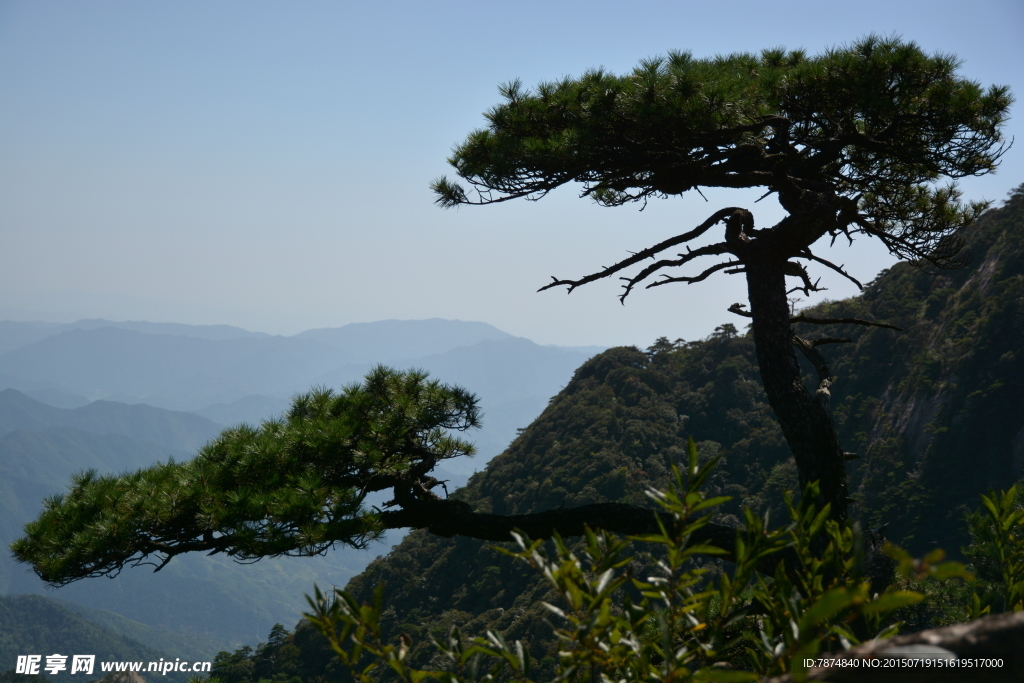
744, 254, 849, 524
761, 610, 1024, 683
378, 491, 799, 578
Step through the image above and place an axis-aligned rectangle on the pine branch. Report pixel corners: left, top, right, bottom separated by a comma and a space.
731, 302, 902, 331
809, 337, 852, 346
377, 495, 799, 579
790, 314, 903, 331
796, 250, 864, 290
645, 260, 744, 289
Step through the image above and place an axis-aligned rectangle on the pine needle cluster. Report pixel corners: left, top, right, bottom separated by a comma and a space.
11, 366, 480, 586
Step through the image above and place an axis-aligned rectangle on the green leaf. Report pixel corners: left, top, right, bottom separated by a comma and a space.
874, 623, 902, 640
686, 544, 729, 556
692, 496, 733, 513
799, 588, 854, 631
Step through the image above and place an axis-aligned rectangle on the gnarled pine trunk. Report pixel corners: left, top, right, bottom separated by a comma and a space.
744, 256, 849, 523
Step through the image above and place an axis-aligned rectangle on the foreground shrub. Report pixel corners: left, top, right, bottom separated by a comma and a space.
304, 439, 993, 682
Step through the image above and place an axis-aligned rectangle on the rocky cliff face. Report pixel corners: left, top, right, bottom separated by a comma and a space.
825, 186, 1024, 548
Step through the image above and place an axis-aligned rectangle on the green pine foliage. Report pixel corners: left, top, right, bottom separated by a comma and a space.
11, 367, 480, 586
435, 36, 1010, 230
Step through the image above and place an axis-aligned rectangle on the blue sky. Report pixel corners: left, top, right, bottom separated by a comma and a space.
2, 0, 1021, 346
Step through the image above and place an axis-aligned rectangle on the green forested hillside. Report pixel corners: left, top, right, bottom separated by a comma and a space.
0, 426, 186, 594
814, 187, 1024, 549
53, 599, 228, 666
0, 594, 191, 683
327, 186, 1023, 670
338, 341, 787, 670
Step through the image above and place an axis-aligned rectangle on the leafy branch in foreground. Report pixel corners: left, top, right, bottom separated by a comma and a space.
305, 439, 975, 682
962, 484, 1024, 614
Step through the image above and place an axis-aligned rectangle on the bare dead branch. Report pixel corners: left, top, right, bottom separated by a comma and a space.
538, 207, 741, 295
810, 337, 852, 346
644, 260, 743, 290
617, 243, 731, 301
796, 250, 864, 290
792, 335, 831, 380
790, 314, 903, 331
792, 334, 834, 412
732, 301, 901, 331
784, 261, 825, 297
728, 302, 753, 318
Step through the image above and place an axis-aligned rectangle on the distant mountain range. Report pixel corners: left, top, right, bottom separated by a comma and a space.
0, 319, 600, 471
0, 389, 221, 453
0, 319, 605, 646
0, 319, 270, 356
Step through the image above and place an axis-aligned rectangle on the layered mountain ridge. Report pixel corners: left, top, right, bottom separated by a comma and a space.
0, 320, 604, 647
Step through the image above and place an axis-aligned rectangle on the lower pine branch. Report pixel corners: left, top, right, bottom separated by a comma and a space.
377, 496, 798, 578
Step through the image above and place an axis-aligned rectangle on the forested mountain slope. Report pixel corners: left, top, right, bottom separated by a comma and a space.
330, 186, 1024, 670
812, 187, 1024, 549
0, 595, 193, 683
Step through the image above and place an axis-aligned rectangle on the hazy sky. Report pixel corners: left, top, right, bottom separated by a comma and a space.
2, 1, 1022, 347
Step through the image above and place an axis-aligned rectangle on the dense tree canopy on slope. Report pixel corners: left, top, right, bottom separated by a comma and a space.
434, 35, 1012, 523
